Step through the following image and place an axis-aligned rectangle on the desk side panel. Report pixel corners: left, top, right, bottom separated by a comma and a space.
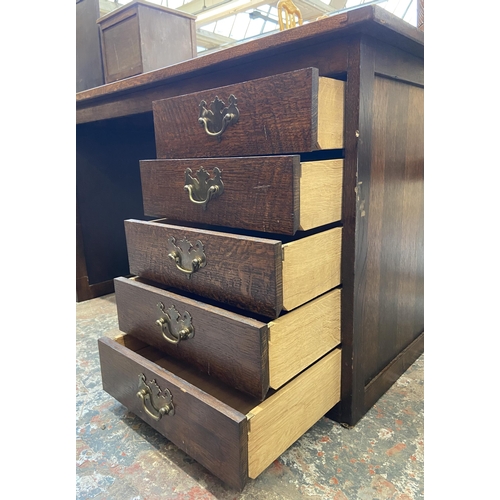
76, 113, 156, 288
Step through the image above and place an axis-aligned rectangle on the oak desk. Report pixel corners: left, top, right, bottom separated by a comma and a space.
76, 4, 423, 426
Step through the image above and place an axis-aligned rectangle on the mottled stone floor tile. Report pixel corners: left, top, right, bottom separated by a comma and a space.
77, 294, 423, 499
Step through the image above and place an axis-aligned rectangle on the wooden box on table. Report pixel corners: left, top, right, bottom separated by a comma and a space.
96, 0, 196, 84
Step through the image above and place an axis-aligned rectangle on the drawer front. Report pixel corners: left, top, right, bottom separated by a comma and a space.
125, 219, 283, 318
98, 335, 250, 490
125, 219, 342, 318
140, 156, 343, 235
98, 335, 342, 489
114, 276, 270, 400
152, 67, 344, 159
115, 276, 342, 399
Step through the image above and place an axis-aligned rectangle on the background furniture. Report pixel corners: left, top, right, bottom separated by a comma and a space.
96, 0, 197, 84
76, 0, 105, 92
76, 4, 424, 427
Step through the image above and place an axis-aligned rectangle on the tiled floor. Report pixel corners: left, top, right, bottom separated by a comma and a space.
76, 293, 424, 499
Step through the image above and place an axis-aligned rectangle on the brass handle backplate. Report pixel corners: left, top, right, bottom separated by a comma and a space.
156, 302, 194, 344
198, 94, 239, 140
184, 166, 224, 210
167, 236, 206, 279
137, 374, 174, 421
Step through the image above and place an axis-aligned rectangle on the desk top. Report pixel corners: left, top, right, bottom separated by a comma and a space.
76, 5, 423, 124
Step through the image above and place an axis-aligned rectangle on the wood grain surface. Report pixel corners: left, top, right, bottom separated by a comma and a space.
268, 288, 341, 389
299, 159, 343, 231
115, 277, 341, 397
76, 113, 156, 295
328, 39, 424, 426
114, 276, 270, 400
77, 5, 423, 108
82, 7, 424, 431
317, 77, 345, 149
152, 68, 344, 158
125, 219, 283, 318
247, 348, 341, 478
98, 335, 250, 490
140, 155, 301, 234
141, 156, 344, 235
282, 227, 342, 311
359, 76, 424, 386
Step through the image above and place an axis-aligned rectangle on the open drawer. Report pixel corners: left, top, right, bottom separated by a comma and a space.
152, 67, 345, 159
140, 156, 343, 235
114, 276, 341, 399
98, 333, 341, 490
125, 219, 342, 319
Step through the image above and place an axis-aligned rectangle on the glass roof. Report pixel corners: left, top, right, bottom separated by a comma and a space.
99, 0, 417, 55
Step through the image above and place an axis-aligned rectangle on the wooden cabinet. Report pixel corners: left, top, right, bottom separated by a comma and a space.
99, 67, 345, 487
77, 3, 424, 486
97, 0, 196, 84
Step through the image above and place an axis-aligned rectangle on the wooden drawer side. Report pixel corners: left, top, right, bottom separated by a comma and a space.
268, 288, 341, 389
317, 77, 345, 149
282, 227, 342, 311
98, 336, 249, 490
299, 159, 343, 231
247, 348, 342, 478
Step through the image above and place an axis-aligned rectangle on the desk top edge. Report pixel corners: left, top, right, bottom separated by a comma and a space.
76, 5, 423, 108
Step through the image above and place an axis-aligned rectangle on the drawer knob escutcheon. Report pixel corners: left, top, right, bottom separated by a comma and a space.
198, 94, 239, 140
184, 166, 224, 210
137, 374, 174, 421
167, 236, 206, 279
156, 302, 195, 344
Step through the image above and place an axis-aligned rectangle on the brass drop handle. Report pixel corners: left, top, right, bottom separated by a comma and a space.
168, 251, 204, 276
155, 302, 194, 345
137, 374, 174, 421
167, 237, 206, 279
184, 167, 224, 211
185, 184, 219, 207
198, 94, 239, 140
199, 112, 235, 138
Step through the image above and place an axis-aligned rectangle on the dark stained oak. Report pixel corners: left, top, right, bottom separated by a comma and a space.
152, 68, 327, 159
361, 76, 424, 384
98, 335, 251, 490
124, 219, 283, 318
114, 276, 270, 400
79, 4, 424, 427
76, 5, 422, 123
328, 37, 424, 426
76, 113, 156, 302
140, 156, 301, 234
